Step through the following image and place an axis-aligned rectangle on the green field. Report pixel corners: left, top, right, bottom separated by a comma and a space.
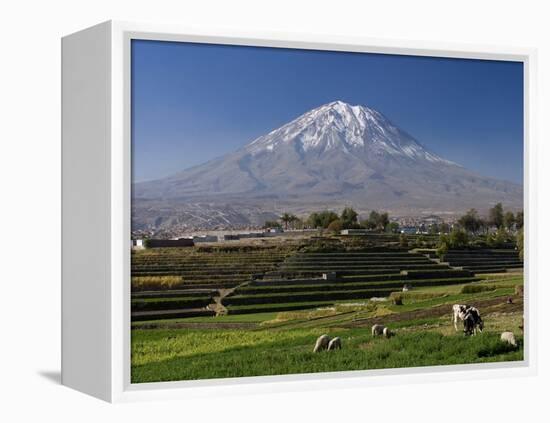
130, 240, 523, 383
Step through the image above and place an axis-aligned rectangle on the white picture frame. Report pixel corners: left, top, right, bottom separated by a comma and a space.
61, 20, 538, 403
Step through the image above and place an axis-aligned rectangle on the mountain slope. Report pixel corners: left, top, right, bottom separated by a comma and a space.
133, 101, 522, 230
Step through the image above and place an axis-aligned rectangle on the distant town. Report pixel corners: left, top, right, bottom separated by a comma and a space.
131, 205, 523, 248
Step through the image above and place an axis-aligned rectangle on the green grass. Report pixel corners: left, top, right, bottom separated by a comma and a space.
131, 296, 212, 311
129, 247, 524, 383
132, 312, 280, 326
227, 301, 335, 314
131, 327, 523, 383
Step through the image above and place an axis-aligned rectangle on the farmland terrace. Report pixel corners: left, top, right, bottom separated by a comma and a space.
129, 244, 522, 321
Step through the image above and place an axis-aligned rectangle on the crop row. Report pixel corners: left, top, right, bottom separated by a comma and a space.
131, 308, 216, 321
234, 276, 478, 296
278, 263, 448, 271
226, 301, 334, 315
131, 289, 217, 299
131, 296, 213, 312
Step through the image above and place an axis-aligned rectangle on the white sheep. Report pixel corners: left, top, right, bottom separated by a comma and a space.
372, 324, 385, 336
313, 334, 331, 352
327, 337, 342, 351
372, 324, 393, 338
500, 331, 517, 347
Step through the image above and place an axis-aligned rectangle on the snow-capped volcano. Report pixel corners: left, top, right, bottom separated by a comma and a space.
133, 101, 522, 230
246, 100, 454, 166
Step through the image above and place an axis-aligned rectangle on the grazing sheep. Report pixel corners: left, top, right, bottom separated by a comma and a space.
372, 324, 393, 337
372, 324, 385, 336
327, 337, 342, 351
313, 334, 331, 352
500, 331, 517, 347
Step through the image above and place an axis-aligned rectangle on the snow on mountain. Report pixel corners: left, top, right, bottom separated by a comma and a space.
245, 101, 455, 165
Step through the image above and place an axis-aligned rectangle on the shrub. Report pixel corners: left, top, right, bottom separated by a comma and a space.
327, 219, 343, 233
131, 276, 183, 291
391, 293, 403, 305
460, 284, 496, 294
515, 285, 524, 296
449, 228, 469, 248
436, 241, 448, 259
516, 229, 524, 260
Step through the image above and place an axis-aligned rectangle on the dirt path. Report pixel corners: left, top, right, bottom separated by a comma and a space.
342, 295, 523, 328
208, 281, 252, 316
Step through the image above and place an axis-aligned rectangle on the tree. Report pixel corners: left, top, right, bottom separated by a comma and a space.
477, 218, 489, 235
489, 203, 504, 228
428, 224, 440, 235
340, 207, 358, 228
488, 227, 509, 248
379, 212, 390, 231
503, 211, 516, 231
517, 228, 524, 260
436, 234, 450, 258
362, 210, 389, 231
263, 220, 282, 229
386, 222, 400, 233
458, 208, 482, 233
515, 211, 524, 229
327, 219, 343, 233
449, 227, 469, 248
399, 233, 409, 248
307, 210, 339, 229
363, 211, 380, 230
280, 213, 292, 230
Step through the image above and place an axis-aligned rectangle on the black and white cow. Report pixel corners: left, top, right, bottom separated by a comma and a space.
452, 304, 484, 335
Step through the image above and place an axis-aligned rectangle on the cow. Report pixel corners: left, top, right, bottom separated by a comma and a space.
452, 304, 484, 334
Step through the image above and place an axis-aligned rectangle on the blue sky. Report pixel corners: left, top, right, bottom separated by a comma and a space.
132, 40, 524, 184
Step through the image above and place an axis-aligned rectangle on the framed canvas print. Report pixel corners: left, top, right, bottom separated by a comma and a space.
61, 21, 537, 402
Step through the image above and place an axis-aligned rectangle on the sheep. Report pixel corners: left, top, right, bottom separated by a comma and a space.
313, 334, 331, 352
372, 324, 393, 338
500, 331, 517, 347
372, 324, 385, 336
327, 337, 342, 351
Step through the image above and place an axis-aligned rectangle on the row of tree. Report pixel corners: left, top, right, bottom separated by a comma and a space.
264, 207, 396, 233
456, 203, 523, 234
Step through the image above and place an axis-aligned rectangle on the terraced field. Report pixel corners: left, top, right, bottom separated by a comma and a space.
130, 242, 525, 383
223, 250, 479, 315
131, 272, 524, 383
130, 243, 524, 382
440, 249, 523, 273
131, 247, 291, 321
131, 244, 523, 322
